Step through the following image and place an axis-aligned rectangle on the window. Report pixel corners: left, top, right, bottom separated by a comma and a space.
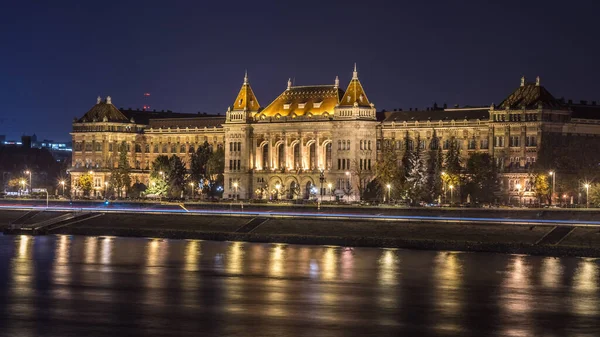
526, 136, 537, 147
468, 138, 476, 150
443, 139, 450, 150
480, 139, 489, 149
109, 143, 114, 152
85, 142, 92, 151
171, 145, 176, 153
368, 140, 372, 150
94, 142, 102, 152
154, 144, 159, 153
180, 144, 186, 153
510, 136, 520, 147
145, 144, 150, 153
338, 140, 341, 151
494, 136, 504, 147
162, 144, 168, 153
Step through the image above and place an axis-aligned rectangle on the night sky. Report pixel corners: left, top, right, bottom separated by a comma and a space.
1, 0, 599, 142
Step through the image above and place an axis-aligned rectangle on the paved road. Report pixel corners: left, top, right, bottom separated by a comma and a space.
0, 235, 599, 336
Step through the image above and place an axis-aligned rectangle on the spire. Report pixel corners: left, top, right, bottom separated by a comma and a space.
97, 96, 101, 104
521, 76, 525, 87
231, 75, 260, 112
287, 78, 292, 90
340, 65, 372, 108
106, 96, 112, 104
352, 63, 358, 80
536, 76, 540, 86
334, 75, 339, 89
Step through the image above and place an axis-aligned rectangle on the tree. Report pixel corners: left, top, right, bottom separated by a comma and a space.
150, 155, 171, 179
375, 143, 404, 201
206, 146, 225, 197
189, 141, 213, 195
76, 173, 93, 196
532, 173, 550, 205
168, 155, 187, 198
444, 137, 462, 202
109, 141, 131, 198
401, 131, 413, 181
425, 130, 443, 203
7, 178, 23, 192
589, 183, 600, 207
351, 158, 375, 200
145, 178, 168, 197
406, 133, 427, 202
464, 153, 497, 203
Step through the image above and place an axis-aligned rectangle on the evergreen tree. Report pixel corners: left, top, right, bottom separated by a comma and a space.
109, 141, 131, 198
425, 130, 443, 202
206, 146, 225, 197
190, 141, 213, 196
401, 131, 413, 181
406, 134, 427, 202
443, 137, 462, 203
464, 153, 497, 203
168, 155, 187, 198
375, 143, 404, 201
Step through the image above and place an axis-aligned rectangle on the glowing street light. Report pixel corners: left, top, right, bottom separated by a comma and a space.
104, 181, 109, 199
24, 170, 32, 193
20, 179, 26, 196
441, 171, 447, 203
549, 171, 556, 206
449, 184, 454, 205
233, 181, 238, 200
60, 180, 66, 196
584, 183, 590, 209
190, 182, 195, 199
275, 183, 281, 200
386, 183, 391, 203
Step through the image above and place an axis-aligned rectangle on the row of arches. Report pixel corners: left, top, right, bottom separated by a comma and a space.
259, 141, 333, 171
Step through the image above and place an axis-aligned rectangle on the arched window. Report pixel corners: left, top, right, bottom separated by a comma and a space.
293, 143, 301, 169
180, 144, 186, 153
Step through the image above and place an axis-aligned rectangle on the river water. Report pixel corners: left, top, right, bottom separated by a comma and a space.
0, 235, 598, 337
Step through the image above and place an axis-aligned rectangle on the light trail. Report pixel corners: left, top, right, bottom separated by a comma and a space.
1, 204, 600, 227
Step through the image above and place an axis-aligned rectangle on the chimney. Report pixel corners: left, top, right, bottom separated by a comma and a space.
106, 96, 112, 104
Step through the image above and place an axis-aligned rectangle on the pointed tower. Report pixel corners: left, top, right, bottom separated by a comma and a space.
335, 63, 376, 120
226, 71, 261, 123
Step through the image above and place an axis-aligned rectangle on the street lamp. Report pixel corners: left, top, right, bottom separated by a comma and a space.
24, 170, 32, 193
584, 183, 590, 209
20, 179, 26, 196
345, 171, 352, 201
190, 182, 195, 199
449, 184, 454, 205
562, 194, 567, 208
515, 183, 522, 207
319, 169, 325, 200
275, 183, 281, 200
104, 181, 109, 199
233, 181, 238, 200
441, 171, 447, 203
60, 180, 66, 196
386, 183, 391, 204
549, 171, 555, 206
327, 183, 333, 201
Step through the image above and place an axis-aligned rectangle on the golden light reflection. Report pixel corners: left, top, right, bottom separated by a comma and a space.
269, 244, 286, 278
432, 252, 463, 334
226, 241, 244, 275
500, 255, 533, 337
340, 248, 354, 280
541, 257, 562, 289
56, 235, 69, 265
100, 237, 113, 265
264, 280, 288, 318
572, 258, 599, 316
84, 237, 98, 264
184, 240, 200, 272
249, 244, 266, 274
322, 247, 337, 280
10, 235, 34, 321
378, 249, 398, 286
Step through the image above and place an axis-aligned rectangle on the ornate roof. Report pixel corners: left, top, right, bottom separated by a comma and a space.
78, 96, 129, 123
383, 108, 489, 123
231, 71, 260, 112
149, 116, 226, 129
498, 78, 563, 109
339, 64, 372, 107
258, 84, 343, 118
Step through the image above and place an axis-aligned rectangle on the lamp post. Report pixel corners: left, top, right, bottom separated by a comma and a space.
345, 171, 352, 201
24, 170, 32, 194
516, 183, 522, 207
562, 194, 567, 208
327, 183, 333, 201
449, 184, 454, 205
441, 171, 447, 204
386, 183, 391, 204
60, 180, 66, 196
319, 169, 325, 200
190, 182, 195, 199
233, 181, 238, 201
549, 171, 555, 206
275, 183, 281, 200
20, 179, 26, 196
584, 183, 590, 209
104, 181, 109, 199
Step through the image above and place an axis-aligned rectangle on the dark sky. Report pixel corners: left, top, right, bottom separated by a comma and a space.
1, 0, 599, 142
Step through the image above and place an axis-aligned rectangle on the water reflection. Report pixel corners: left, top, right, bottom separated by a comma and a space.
322, 246, 338, 280
500, 255, 533, 337
541, 257, 562, 289
84, 236, 98, 264
572, 258, 599, 316
184, 240, 200, 272
269, 244, 286, 278
378, 249, 399, 286
226, 241, 244, 274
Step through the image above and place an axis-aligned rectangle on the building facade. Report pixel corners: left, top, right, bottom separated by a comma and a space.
70, 68, 600, 203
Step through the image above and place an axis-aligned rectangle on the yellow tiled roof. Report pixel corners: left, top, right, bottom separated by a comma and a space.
258, 85, 343, 117
340, 78, 371, 107
232, 80, 260, 112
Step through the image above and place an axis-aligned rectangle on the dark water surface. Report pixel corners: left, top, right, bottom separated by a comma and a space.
0, 235, 599, 337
